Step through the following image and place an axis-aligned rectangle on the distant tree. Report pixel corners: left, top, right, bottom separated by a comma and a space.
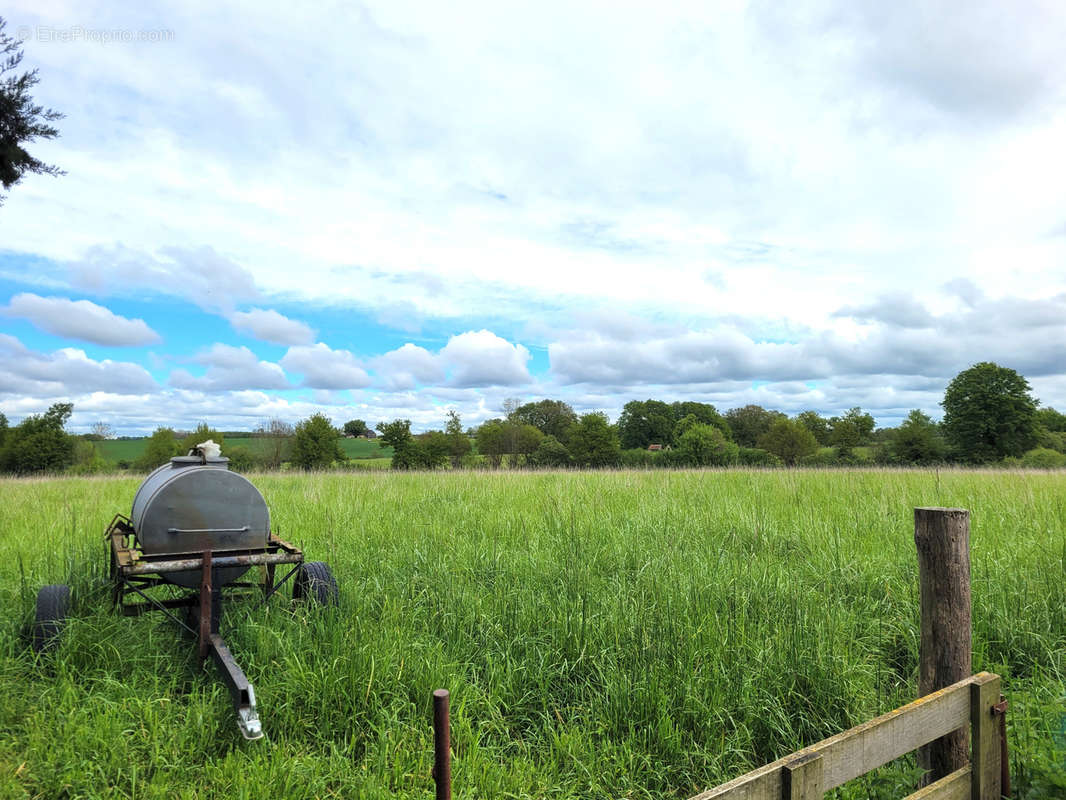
0, 402, 75, 473
475, 419, 509, 468
134, 427, 180, 471
1035, 429, 1066, 454
223, 445, 258, 473
513, 424, 544, 466
377, 419, 411, 451
416, 430, 450, 469
509, 399, 578, 441
445, 410, 471, 468
796, 411, 831, 446
674, 424, 739, 467
567, 413, 621, 468
378, 419, 428, 469
1033, 407, 1066, 454
737, 447, 782, 467
0, 412, 7, 448
529, 435, 571, 468
343, 419, 368, 437
179, 423, 225, 455
757, 418, 819, 466
501, 397, 521, 419
829, 407, 875, 456
0, 17, 65, 204
673, 413, 703, 439
885, 410, 947, 465
1020, 448, 1066, 469
87, 421, 115, 441
70, 438, 107, 474
616, 399, 675, 450
291, 413, 345, 470
670, 401, 731, 441
725, 405, 787, 448
1035, 407, 1066, 432
942, 362, 1037, 463
255, 418, 294, 469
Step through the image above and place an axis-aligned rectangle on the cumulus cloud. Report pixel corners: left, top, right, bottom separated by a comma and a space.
0, 334, 157, 397
550, 328, 816, 385
169, 344, 289, 391
2, 293, 161, 346
229, 308, 315, 345
280, 343, 372, 389
440, 330, 532, 388
70, 243, 259, 313
372, 343, 445, 390
371, 331, 532, 390
550, 293, 1066, 387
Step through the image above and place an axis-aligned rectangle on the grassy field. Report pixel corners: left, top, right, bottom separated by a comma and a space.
1, 469, 1063, 798
95, 437, 391, 465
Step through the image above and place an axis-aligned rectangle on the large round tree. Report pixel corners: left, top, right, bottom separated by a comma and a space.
941, 362, 1037, 463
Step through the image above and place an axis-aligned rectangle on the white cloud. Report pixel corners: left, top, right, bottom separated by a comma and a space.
280, 343, 372, 389
169, 344, 289, 391
372, 343, 445, 390
0, 334, 157, 397
372, 331, 533, 390
439, 330, 532, 388
550, 294, 1066, 392
229, 308, 315, 345
2, 293, 162, 346
69, 244, 259, 313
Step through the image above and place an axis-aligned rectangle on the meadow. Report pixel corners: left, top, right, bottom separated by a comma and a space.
0, 469, 1063, 799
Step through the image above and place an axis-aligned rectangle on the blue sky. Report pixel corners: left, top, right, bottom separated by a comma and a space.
1, 1, 1065, 434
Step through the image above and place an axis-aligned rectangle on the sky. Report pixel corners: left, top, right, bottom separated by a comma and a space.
1, 0, 1065, 435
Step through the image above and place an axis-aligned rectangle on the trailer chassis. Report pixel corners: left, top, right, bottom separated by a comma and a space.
106, 514, 306, 740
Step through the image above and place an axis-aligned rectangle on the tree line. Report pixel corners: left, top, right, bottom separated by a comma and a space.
2, 362, 1065, 475
375, 362, 1066, 471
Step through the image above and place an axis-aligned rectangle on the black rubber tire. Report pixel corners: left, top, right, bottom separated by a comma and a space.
32, 584, 71, 654
292, 562, 338, 607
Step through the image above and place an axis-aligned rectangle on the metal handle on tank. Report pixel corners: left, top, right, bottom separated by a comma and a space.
167, 526, 250, 534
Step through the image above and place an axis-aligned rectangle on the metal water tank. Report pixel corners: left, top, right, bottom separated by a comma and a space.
130, 456, 270, 587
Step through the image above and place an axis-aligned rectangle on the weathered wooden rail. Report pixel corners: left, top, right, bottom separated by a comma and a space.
688, 671, 1004, 799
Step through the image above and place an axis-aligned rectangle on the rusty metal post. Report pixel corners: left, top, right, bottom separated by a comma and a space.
432, 689, 451, 800
199, 550, 212, 661
914, 507, 971, 784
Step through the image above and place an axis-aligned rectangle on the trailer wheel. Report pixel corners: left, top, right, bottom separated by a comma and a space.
32, 584, 71, 654
293, 562, 338, 607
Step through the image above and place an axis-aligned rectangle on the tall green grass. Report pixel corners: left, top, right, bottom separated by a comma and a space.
0, 469, 1063, 798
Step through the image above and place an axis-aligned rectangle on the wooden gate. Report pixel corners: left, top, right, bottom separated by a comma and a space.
689, 671, 1004, 799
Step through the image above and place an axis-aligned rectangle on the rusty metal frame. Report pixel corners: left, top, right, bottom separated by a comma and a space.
106, 514, 286, 739
107, 514, 304, 616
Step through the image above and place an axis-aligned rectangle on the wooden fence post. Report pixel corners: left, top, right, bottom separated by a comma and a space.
914, 507, 971, 784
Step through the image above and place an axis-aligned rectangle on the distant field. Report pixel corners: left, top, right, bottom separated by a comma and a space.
94, 439, 147, 462
1, 469, 1063, 798
95, 436, 392, 464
